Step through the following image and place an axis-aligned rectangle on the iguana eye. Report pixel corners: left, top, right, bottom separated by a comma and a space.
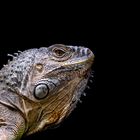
34, 84, 49, 99
49, 44, 73, 61
52, 48, 66, 58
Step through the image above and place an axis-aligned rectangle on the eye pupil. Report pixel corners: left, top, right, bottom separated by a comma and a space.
54, 49, 65, 57
34, 84, 49, 99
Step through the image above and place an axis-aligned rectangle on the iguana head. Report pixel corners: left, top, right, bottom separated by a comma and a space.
0, 44, 94, 137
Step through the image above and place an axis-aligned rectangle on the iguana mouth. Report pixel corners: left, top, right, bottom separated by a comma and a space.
45, 56, 94, 81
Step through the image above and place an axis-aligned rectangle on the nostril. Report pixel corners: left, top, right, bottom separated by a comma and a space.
86, 48, 91, 56
84, 48, 91, 56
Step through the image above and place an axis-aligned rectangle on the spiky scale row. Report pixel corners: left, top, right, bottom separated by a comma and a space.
0, 49, 36, 93
7, 54, 16, 58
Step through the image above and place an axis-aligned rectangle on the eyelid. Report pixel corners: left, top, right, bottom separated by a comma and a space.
52, 48, 66, 57
49, 46, 72, 62
54, 47, 67, 54
52, 47, 66, 52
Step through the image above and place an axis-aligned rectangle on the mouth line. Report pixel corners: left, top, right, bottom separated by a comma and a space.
46, 63, 92, 80
46, 53, 94, 77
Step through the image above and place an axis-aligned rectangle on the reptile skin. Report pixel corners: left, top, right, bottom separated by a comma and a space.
0, 44, 94, 140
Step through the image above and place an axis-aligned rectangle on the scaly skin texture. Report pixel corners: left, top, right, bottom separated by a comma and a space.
0, 44, 94, 140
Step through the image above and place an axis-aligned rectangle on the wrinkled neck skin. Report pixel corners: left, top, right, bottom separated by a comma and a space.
0, 73, 90, 139
0, 100, 26, 140
0, 66, 91, 139
26, 75, 90, 135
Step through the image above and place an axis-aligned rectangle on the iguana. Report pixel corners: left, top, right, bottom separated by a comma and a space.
0, 44, 94, 140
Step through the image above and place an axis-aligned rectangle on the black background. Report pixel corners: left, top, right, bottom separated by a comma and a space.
0, 8, 112, 139
0, 3, 134, 139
